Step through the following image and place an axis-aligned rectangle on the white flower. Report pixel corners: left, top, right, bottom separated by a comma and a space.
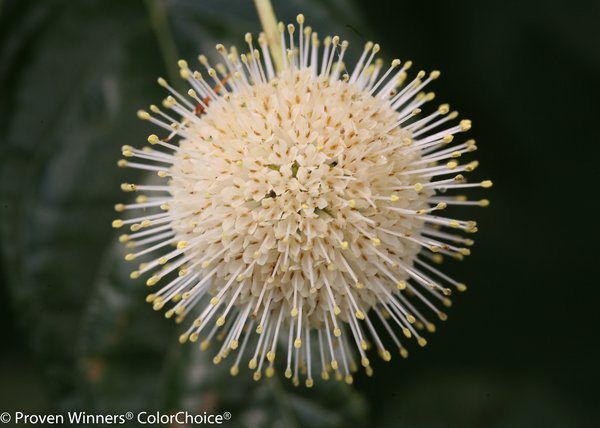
113, 14, 491, 387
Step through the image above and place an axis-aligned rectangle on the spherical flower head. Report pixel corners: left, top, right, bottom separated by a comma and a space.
115, 14, 491, 386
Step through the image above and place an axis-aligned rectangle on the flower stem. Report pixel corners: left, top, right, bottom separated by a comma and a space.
144, 0, 181, 89
253, 0, 283, 73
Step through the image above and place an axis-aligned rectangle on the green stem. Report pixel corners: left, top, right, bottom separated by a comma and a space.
144, 0, 181, 88
253, 0, 283, 73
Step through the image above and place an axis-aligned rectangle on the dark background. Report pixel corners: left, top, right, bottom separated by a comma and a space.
1, 0, 598, 427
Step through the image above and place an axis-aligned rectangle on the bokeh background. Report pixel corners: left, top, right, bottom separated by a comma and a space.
1, 0, 598, 427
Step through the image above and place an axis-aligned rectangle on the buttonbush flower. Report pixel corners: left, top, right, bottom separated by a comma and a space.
113, 13, 491, 387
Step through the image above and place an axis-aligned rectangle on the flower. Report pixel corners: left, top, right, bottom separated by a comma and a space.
113, 14, 491, 387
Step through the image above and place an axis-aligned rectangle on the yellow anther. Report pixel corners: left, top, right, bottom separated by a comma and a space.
230, 339, 239, 350
390, 194, 400, 202
426, 323, 436, 333
136, 110, 150, 120
481, 180, 493, 188
112, 219, 124, 228
345, 374, 354, 384
340, 241, 349, 250
145, 294, 156, 303
430, 70, 441, 79
400, 348, 409, 359
213, 355, 222, 365
407, 314, 416, 324
355, 310, 365, 320
117, 160, 128, 168
146, 275, 160, 286
447, 160, 458, 169
130, 270, 140, 279
331, 360, 339, 370
255, 324, 264, 334
333, 305, 341, 315
267, 351, 275, 362
459, 248, 471, 256
321, 371, 330, 380
291, 307, 298, 317
418, 337, 428, 347
158, 257, 168, 265
121, 183, 137, 192
381, 350, 391, 361
414, 183, 423, 192
124, 253, 136, 261
396, 281, 407, 290
356, 282, 364, 289
178, 333, 189, 344
200, 340, 210, 351
266, 367, 275, 378
438, 104, 450, 114
402, 327, 412, 338
294, 338, 302, 349
348, 199, 356, 208
443, 134, 454, 143
305, 378, 314, 388
216, 316, 225, 326
479, 199, 490, 207
210, 297, 220, 305
236, 273, 245, 282
372, 238, 381, 246
201, 261, 210, 268
361, 357, 370, 368
334, 328, 342, 337
465, 160, 479, 172
176, 241, 188, 250
230, 366, 239, 376
284, 368, 292, 379
402, 137, 412, 146
449, 220, 460, 228
248, 358, 257, 370
460, 119, 472, 131
436, 202, 448, 210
